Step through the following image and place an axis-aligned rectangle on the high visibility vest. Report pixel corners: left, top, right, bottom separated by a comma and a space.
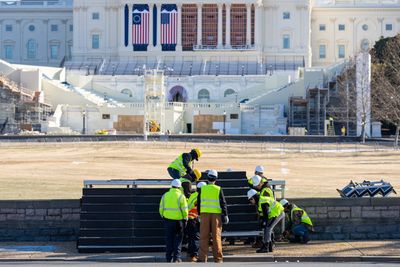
169, 154, 193, 176
188, 192, 199, 219
247, 176, 268, 187
260, 187, 274, 198
159, 188, 188, 220
200, 184, 222, 214
291, 206, 313, 226
258, 196, 284, 219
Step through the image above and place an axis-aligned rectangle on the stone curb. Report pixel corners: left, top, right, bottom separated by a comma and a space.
0, 255, 399, 263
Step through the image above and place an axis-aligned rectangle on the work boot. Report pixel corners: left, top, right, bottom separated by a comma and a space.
268, 241, 274, 252
252, 239, 263, 248
256, 244, 269, 253
189, 256, 198, 262
300, 236, 310, 244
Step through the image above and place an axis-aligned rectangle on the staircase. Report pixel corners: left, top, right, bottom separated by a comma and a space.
77, 171, 260, 253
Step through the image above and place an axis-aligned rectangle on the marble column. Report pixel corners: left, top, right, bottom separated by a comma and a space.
197, 4, 202, 47
246, 3, 251, 46
177, 3, 182, 51
217, 3, 223, 48
225, 3, 231, 48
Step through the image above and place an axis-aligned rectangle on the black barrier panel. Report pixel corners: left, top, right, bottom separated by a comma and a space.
80, 229, 134, 238
80, 213, 135, 221
200, 171, 246, 180
80, 220, 133, 229
133, 228, 164, 237
133, 220, 163, 228
81, 204, 136, 213
226, 204, 256, 213
215, 179, 249, 188
82, 196, 161, 204
78, 237, 134, 246
83, 188, 136, 196
229, 213, 258, 221
224, 196, 251, 205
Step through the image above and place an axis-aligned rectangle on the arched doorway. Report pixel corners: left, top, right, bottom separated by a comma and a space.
168, 85, 188, 102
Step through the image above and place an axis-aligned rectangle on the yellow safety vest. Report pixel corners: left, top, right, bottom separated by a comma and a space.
258, 196, 284, 219
260, 187, 274, 198
159, 188, 188, 220
169, 154, 193, 177
291, 206, 313, 226
200, 184, 222, 214
188, 192, 199, 219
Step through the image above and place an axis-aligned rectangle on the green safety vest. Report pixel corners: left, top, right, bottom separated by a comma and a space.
260, 187, 274, 198
200, 184, 222, 214
169, 154, 193, 176
291, 206, 313, 226
159, 188, 188, 220
188, 191, 198, 210
258, 196, 284, 219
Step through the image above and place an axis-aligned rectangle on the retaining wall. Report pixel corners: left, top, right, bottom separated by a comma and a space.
0, 198, 398, 242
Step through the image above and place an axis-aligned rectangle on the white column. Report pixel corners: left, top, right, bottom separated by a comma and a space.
177, 4, 182, 51
117, 4, 125, 52
157, 4, 162, 50
197, 4, 202, 47
217, 4, 223, 48
225, 4, 231, 48
149, 4, 154, 50
255, 4, 262, 50
246, 3, 251, 46
128, 5, 133, 49
83, 7, 88, 54
105, 7, 110, 53
330, 17, 336, 62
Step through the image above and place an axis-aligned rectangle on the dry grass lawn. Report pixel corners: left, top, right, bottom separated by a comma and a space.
0, 141, 399, 200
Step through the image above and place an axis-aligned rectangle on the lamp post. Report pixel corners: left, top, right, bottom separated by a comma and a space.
223, 111, 226, 135
82, 110, 86, 135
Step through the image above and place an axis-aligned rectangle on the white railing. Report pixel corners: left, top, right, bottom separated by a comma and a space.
315, 0, 400, 6
193, 44, 256, 51
0, 0, 71, 7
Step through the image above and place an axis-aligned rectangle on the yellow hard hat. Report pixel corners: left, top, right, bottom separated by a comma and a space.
193, 169, 202, 181
194, 148, 202, 159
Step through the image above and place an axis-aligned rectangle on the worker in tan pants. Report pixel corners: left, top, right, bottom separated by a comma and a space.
197, 170, 229, 263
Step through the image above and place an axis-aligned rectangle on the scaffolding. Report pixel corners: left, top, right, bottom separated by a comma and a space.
143, 69, 166, 139
307, 87, 328, 135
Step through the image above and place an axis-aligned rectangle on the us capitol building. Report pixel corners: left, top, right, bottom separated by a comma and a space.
0, 0, 397, 135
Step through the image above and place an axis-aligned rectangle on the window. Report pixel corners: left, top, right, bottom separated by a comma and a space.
5, 24, 12, 32
5, 45, 13, 59
102, 114, 110, 119
283, 12, 290, 19
338, 45, 345, 59
362, 24, 368, 31
386, 24, 392, 31
338, 24, 345, 31
27, 39, 37, 59
92, 12, 100, 20
50, 45, 59, 59
28, 25, 35, 32
224, 89, 236, 97
319, 24, 326, 31
283, 34, 290, 49
92, 34, 100, 49
69, 25, 73, 32
230, 114, 239, 119
51, 24, 58, 32
198, 89, 210, 101
319, 45, 326, 59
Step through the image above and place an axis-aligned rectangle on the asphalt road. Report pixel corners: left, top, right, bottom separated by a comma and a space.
0, 262, 397, 267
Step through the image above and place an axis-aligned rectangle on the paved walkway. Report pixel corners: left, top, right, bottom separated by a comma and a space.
0, 241, 399, 263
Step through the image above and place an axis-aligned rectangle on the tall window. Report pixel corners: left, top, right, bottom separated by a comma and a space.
319, 45, 326, 59
5, 45, 13, 59
202, 4, 218, 46
283, 34, 290, 49
51, 24, 58, 32
283, 12, 290, 19
92, 34, 100, 49
92, 12, 100, 20
50, 45, 59, 59
5, 24, 12, 32
386, 24, 393, 31
230, 4, 246, 47
338, 45, 345, 59
319, 24, 326, 31
198, 89, 210, 101
27, 39, 37, 59
182, 4, 197, 51
338, 24, 345, 31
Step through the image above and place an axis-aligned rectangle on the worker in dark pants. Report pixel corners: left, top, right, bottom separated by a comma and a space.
167, 148, 202, 180
159, 179, 189, 263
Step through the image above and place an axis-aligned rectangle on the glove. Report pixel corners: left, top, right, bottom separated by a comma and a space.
222, 215, 229, 224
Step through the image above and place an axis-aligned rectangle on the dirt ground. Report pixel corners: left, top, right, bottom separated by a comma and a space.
0, 141, 399, 200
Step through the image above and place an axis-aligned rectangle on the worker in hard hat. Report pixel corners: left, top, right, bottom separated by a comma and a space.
197, 170, 228, 263
247, 189, 285, 253
280, 199, 314, 244
168, 148, 202, 182
180, 169, 202, 198
159, 179, 189, 263
248, 165, 269, 189
185, 181, 207, 262
251, 175, 274, 198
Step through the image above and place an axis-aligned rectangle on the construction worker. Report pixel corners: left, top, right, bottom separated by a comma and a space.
247, 165, 268, 189
185, 181, 207, 262
197, 170, 228, 263
180, 169, 202, 198
159, 179, 189, 263
280, 199, 314, 244
251, 175, 274, 198
168, 148, 202, 181
341, 125, 346, 136
247, 189, 285, 253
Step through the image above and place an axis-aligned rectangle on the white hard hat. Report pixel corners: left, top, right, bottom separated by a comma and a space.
280, 199, 289, 206
247, 189, 258, 199
197, 182, 207, 188
255, 165, 264, 173
207, 169, 218, 180
251, 175, 262, 187
171, 179, 182, 188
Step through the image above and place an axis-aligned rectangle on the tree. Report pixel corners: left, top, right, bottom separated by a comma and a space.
371, 35, 400, 147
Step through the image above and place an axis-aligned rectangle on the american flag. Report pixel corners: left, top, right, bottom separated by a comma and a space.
161, 5, 177, 45
132, 5, 149, 45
